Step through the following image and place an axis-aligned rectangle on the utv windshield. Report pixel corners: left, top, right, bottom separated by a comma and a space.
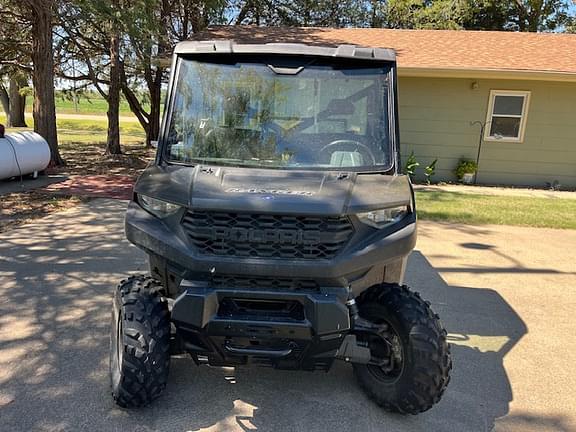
164, 55, 394, 171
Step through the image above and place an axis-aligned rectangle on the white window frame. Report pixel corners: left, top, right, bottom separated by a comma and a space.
484, 90, 531, 143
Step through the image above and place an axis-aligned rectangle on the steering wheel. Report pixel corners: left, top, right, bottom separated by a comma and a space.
261, 119, 286, 136
319, 139, 376, 165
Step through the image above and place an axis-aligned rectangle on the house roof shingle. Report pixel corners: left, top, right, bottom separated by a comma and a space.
193, 26, 576, 78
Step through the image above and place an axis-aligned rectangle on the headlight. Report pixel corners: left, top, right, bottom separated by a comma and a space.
138, 195, 181, 218
357, 206, 408, 229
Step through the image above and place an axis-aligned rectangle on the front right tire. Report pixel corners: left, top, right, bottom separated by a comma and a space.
353, 284, 452, 414
110, 275, 171, 408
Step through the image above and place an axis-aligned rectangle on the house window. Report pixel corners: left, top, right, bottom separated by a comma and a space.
485, 90, 530, 142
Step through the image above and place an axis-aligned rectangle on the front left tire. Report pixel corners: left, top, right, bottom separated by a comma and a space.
110, 275, 171, 408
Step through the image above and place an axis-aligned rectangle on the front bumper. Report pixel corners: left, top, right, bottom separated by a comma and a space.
171, 280, 350, 370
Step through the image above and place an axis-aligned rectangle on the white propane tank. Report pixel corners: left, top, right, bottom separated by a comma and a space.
0, 131, 51, 180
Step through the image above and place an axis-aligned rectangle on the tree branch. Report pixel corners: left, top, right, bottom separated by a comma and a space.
119, 62, 149, 129
0, 60, 33, 71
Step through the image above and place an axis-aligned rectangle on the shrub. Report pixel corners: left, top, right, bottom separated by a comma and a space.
454, 159, 477, 181
404, 151, 419, 180
424, 159, 438, 185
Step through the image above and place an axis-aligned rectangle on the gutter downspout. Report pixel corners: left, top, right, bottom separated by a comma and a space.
470, 121, 486, 185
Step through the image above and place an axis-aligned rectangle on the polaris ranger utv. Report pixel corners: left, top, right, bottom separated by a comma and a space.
110, 40, 451, 413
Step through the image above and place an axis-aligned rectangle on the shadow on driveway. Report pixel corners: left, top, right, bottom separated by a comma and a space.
0, 199, 570, 431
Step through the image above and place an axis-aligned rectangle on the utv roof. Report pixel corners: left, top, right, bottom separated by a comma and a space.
173, 40, 396, 62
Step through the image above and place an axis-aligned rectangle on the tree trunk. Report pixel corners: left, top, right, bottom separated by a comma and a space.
147, 76, 162, 147
30, 0, 63, 165
0, 84, 11, 126
145, 22, 166, 148
527, 11, 540, 32
121, 0, 168, 148
9, 76, 27, 127
106, 32, 122, 155
144, 0, 170, 147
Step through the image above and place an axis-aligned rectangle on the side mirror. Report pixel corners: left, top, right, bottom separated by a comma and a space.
150, 140, 158, 149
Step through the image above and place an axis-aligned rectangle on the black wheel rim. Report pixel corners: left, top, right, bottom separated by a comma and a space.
364, 318, 405, 383
115, 311, 124, 371
110, 300, 123, 388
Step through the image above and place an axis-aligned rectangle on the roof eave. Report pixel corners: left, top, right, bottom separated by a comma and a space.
399, 67, 576, 83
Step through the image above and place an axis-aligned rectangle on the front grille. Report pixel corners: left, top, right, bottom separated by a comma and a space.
182, 210, 354, 259
210, 275, 320, 292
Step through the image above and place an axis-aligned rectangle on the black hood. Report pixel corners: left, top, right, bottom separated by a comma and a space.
135, 164, 412, 216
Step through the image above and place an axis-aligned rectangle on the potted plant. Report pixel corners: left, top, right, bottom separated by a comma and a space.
454, 159, 478, 184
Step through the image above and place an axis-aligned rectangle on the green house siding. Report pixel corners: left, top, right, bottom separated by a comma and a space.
398, 77, 576, 188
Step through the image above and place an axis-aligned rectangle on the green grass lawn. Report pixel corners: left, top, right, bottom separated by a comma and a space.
416, 190, 576, 229
5, 92, 146, 115
19, 92, 144, 115
56, 118, 145, 144
53, 95, 139, 115
1, 115, 145, 144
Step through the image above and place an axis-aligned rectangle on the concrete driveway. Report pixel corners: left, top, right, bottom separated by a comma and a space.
0, 199, 574, 432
